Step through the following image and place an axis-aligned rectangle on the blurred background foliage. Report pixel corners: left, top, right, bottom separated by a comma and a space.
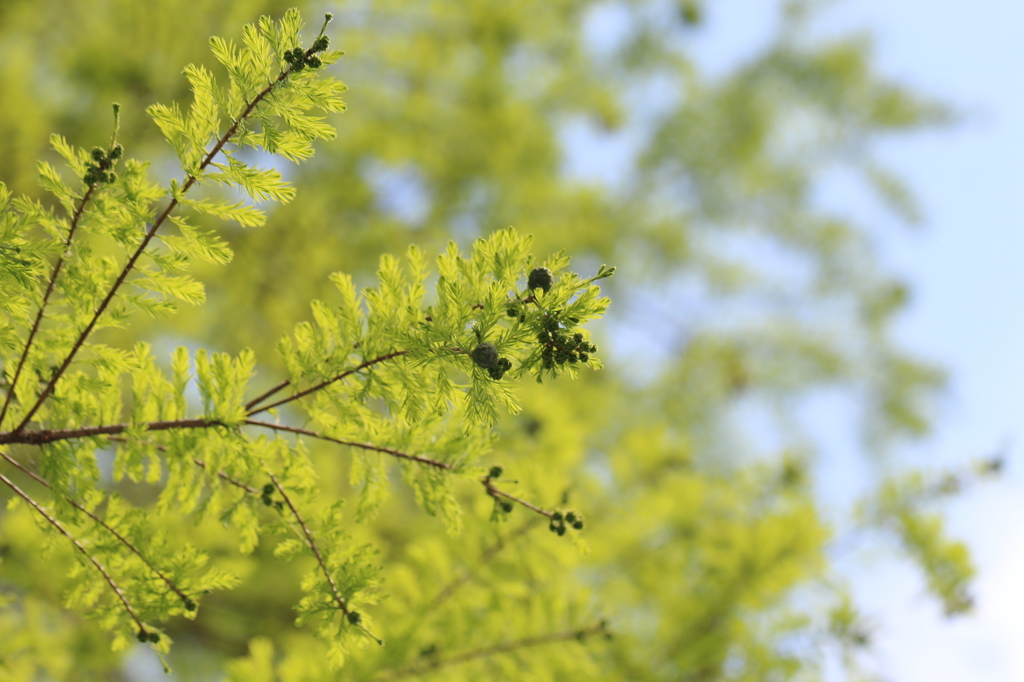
0, 0, 994, 679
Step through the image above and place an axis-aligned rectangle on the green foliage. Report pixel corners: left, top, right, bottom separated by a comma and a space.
858, 462, 996, 616
0, 2, 990, 681
0, 8, 612, 673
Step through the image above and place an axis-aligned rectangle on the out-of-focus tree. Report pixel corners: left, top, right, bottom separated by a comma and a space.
0, 1, 992, 680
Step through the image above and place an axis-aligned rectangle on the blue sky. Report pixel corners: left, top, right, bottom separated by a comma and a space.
688, 1, 1024, 679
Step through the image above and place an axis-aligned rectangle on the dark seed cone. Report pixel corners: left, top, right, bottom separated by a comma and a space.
471, 343, 500, 369
528, 266, 553, 292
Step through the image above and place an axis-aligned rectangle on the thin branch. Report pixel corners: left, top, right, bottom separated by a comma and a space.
1, 424, 257, 494
1, 415, 453, 472
245, 419, 453, 470
2, 418, 550, 523
0, 417, 220, 445
0, 185, 97, 429
269, 473, 346, 608
244, 379, 291, 411
482, 479, 555, 519
3, 417, 555, 521
191, 456, 260, 495
375, 621, 610, 681
246, 350, 410, 416
268, 472, 383, 645
13, 63, 302, 435
0, 450, 192, 608
0, 464, 148, 636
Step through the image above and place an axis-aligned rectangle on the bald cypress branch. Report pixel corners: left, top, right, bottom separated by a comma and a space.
0, 185, 96, 429
0, 462, 148, 637
245, 419, 453, 470
246, 350, 410, 417
13, 60, 306, 435
0, 450, 192, 608
269, 472, 383, 645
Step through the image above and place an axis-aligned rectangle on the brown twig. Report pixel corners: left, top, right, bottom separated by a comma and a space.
191, 457, 261, 495
0, 418, 220, 445
1, 417, 547, 524
0, 450, 192, 608
13, 62, 302, 435
2, 413, 451, 484
246, 350, 410, 416
269, 473, 347, 609
482, 479, 555, 519
268, 472, 383, 645
0, 465, 148, 637
245, 419, 453, 470
0, 185, 96, 430
243, 379, 291, 411
375, 621, 610, 681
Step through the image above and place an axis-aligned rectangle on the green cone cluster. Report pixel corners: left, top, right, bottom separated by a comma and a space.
136, 630, 160, 644
83, 144, 122, 186
260, 483, 283, 511
283, 34, 330, 71
539, 321, 597, 370
549, 510, 584, 536
485, 465, 514, 513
